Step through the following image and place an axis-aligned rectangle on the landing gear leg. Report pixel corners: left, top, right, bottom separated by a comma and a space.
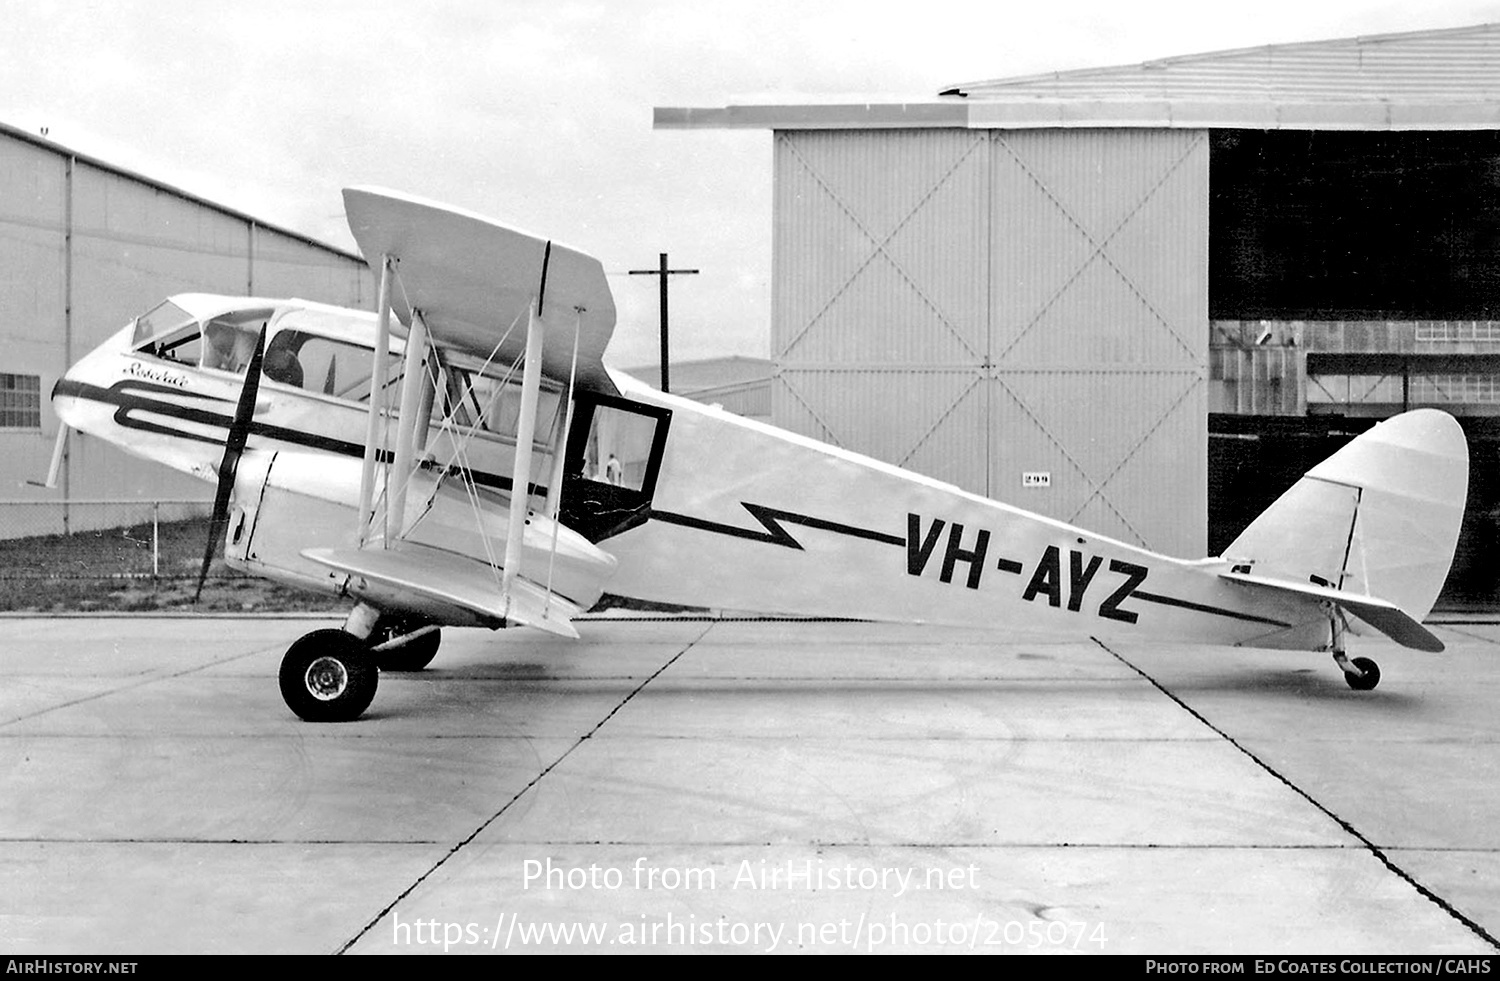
369, 615, 442, 672
1326, 602, 1381, 691
343, 602, 381, 642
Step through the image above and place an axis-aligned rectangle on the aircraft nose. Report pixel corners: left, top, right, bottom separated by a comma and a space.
51, 367, 86, 431
51, 331, 114, 429
53, 349, 90, 398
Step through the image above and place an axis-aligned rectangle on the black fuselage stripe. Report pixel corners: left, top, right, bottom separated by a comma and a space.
1134, 590, 1291, 627
53, 377, 541, 495
650, 507, 903, 549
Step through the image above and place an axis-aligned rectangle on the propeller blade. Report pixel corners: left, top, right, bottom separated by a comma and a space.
194, 327, 267, 603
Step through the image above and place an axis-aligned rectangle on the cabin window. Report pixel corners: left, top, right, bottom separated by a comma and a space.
441, 367, 561, 448
265, 330, 403, 402
577, 404, 659, 492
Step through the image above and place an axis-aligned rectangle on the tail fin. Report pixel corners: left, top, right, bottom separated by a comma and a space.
1223, 409, 1468, 622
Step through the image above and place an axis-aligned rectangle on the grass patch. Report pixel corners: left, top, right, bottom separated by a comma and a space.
0, 516, 337, 613
0, 516, 705, 616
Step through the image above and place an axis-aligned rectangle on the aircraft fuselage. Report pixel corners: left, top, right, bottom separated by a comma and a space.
53, 294, 1334, 652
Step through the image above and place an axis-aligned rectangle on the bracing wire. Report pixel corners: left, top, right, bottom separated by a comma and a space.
417, 310, 528, 590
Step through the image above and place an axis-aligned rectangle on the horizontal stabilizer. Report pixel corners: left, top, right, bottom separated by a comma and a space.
304, 542, 582, 638
1220, 571, 1443, 653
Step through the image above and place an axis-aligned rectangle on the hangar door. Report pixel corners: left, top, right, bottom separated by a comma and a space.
773, 130, 992, 492
990, 130, 1208, 556
773, 128, 1207, 556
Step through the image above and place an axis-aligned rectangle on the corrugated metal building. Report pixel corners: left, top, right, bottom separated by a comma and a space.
624, 355, 772, 422
0, 121, 374, 534
657, 22, 1500, 560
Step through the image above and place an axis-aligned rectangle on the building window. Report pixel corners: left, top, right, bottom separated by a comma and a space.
0, 374, 42, 430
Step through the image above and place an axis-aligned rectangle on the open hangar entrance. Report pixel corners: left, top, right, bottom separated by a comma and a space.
1211, 129, 1500, 322
1209, 128, 1500, 608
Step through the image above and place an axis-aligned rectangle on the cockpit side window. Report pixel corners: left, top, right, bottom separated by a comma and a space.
200, 311, 273, 376
133, 300, 202, 366
137, 324, 203, 366
131, 300, 196, 348
132, 305, 275, 377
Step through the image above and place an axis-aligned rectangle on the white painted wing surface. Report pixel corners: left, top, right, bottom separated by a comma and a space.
342, 186, 616, 392
303, 542, 583, 638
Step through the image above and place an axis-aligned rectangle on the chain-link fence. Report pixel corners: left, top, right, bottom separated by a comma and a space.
0, 499, 328, 612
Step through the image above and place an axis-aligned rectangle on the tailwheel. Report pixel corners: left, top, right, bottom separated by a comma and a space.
1325, 601, 1381, 692
279, 629, 379, 722
1342, 656, 1381, 691
369, 615, 442, 672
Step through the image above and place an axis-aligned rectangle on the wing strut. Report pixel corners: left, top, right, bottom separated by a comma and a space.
27, 423, 68, 489
388, 308, 431, 533
358, 254, 394, 546
542, 305, 585, 608
501, 244, 552, 605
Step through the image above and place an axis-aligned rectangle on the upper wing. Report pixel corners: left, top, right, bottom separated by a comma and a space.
1219, 570, 1444, 652
342, 186, 617, 393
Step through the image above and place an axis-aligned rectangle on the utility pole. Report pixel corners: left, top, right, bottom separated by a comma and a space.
628, 252, 698, 393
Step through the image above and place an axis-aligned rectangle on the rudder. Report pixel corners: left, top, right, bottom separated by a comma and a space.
1223, 409, 1468, 622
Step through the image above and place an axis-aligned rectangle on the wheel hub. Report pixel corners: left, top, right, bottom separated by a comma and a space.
305, 656, 349, 700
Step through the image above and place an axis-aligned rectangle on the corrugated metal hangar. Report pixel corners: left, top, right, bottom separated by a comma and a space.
657, 22, 1500, 574
0, 121, 374, 533
626, 355, 773, 422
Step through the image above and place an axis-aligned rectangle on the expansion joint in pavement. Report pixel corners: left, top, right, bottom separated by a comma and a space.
1091, 636, 1500, 952
334, 622, 717, 954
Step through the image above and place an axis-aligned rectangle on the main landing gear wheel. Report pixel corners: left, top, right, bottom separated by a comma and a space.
1343, 656, 1381, 691
279, 629, 379, 722
369, 616, 442, 672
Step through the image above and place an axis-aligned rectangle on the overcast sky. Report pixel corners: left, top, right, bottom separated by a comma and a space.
3, 0, 1497, 368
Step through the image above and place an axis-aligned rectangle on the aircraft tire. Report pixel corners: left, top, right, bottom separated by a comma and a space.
279, 629, 379, 722
1344, 656, 1381, 691
370, 617, 441, 671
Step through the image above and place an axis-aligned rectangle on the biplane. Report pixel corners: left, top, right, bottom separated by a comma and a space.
49, 187, 1470, 721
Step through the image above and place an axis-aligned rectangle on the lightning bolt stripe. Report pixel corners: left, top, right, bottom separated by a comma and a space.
651, 503, 904, 550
